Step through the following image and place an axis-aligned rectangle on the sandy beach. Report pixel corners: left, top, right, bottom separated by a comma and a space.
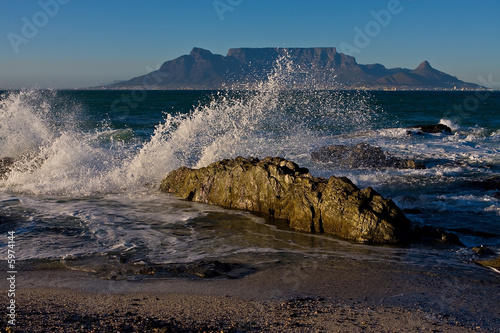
3, 257, 499, 332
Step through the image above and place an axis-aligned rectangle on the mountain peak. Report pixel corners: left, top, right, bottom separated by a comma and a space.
190, 47, 214, 58
416, 60, 432, 70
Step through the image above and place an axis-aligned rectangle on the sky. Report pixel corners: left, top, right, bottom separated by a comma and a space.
1, 0, 499, 89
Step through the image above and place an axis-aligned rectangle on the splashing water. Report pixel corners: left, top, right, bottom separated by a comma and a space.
0, 90, 58, 158
127, 56, 379, 182
0, 58, 378, 196
0, 90, 133, 195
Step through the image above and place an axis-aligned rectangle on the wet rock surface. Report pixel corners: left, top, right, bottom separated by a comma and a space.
472, 245, 496, 256
311, 143, 425, 169
107, 260, 254, 280
406, 123, 453, 134
412, 225, 465, 246
476, 255, 500, 271
160, 156, 413, 244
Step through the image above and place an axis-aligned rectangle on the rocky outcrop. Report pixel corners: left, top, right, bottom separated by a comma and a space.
160, 156, 412, 244
311, 143, 425, 169
406, 124, 452, 134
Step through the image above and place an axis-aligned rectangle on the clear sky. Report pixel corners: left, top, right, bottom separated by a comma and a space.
1, 0, 499, 89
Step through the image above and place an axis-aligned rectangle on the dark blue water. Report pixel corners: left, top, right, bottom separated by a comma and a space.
0, 87, 498, 276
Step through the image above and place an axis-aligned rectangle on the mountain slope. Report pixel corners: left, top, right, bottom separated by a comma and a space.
375, 61, 464, 88
102, 48, 480, 90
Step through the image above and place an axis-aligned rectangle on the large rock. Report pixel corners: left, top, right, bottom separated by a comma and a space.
160, 156, 412, 244
311, 143, 425, 169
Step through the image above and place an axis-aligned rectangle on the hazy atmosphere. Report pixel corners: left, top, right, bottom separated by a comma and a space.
1, 0, 499, 89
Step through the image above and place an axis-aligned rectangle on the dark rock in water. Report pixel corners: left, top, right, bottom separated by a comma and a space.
482, 176, 500, 191
412, 225, 464, 246
476, 256, 500, 271
0, 157, 14, 179
465, 176, 500, 199
406, 124, 452, 134
311, 143, 425, 169
160, 156, 412, 244
107, 260, 253, 280
467, 176, 500, 191
150, 260, 251, 279
472, 245, 496, 256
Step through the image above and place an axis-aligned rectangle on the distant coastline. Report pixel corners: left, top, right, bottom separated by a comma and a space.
92, 47, 484, 91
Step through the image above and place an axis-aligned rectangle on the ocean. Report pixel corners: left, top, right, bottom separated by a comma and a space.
0, 74, 499, 279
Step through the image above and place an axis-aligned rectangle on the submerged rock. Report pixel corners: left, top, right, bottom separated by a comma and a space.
311, 143, 425, 169
474, 176, 500, 191
406, 124, 452, 134
472, 245, 496, 256
106, 260, 252, 280
160, 156, 412, 244
412, 225, 464, 246
156, 260, 252, 279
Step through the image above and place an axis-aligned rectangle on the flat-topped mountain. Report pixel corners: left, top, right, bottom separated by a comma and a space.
101, 47, 480, 90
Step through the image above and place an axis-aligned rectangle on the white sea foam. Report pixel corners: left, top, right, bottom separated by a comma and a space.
0, 90, 56, 157
439, 118, 459, 131
484, 205, 500, 215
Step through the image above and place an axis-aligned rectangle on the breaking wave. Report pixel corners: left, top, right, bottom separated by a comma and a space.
0, 57, 379, 195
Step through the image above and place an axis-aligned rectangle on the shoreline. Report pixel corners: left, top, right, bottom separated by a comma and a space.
3, 258, 499, 332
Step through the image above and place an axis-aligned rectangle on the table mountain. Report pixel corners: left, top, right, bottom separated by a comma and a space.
101, 47, 480, 90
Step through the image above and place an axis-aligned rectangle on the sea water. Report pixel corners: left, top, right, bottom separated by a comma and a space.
0, 63, 499, 277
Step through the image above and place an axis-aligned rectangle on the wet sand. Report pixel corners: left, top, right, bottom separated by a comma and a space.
2, 258, 499, 332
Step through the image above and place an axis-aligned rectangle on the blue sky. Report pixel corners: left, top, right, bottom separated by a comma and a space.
1, 0, 499, 89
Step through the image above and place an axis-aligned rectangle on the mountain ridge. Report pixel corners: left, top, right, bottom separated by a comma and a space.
100, 47, 481, 90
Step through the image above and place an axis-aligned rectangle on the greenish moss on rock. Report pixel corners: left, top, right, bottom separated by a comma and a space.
476, 256, 500, 271
160, 156, 412, 244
